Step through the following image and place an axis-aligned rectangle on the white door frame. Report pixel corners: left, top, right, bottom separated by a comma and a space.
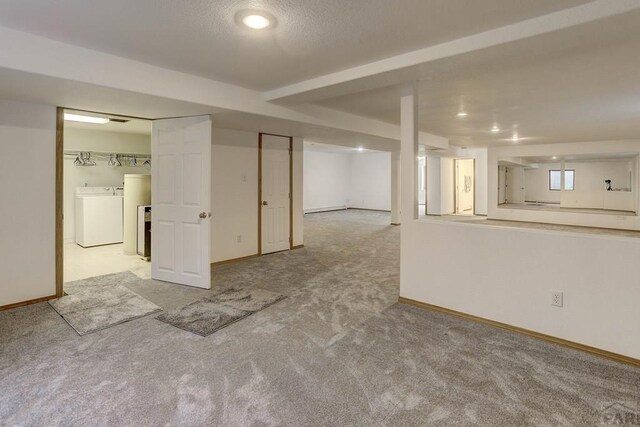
258, 133, 293, 255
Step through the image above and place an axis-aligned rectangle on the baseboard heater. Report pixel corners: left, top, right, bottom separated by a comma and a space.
304, 206, 348, 214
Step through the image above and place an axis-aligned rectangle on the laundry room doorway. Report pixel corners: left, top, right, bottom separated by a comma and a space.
59, 108, 154, 292
56, 108, 213, 297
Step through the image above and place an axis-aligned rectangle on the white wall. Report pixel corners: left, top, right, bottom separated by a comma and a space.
525, 160, 634, 209
303, 150, 350, 212
348, 152, 391, 210
211, 128, 259, 263
489, 141, 640, 230
524, 164, 560, 203
440, 158, 455, 214
469, 148, 488, 215
401, 219, 640, 359
303, 149, 391, 213
63, 128, 151, 242
0, 100, 56, 306
426, 156, 441, 215
211, 129, 304, 262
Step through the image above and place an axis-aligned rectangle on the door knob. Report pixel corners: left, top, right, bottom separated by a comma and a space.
199, 212, 207, 219
262, 201, 268, 206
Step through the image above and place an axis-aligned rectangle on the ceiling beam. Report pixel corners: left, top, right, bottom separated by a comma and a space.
263, 0, 640, 105
0, 25, 447, 149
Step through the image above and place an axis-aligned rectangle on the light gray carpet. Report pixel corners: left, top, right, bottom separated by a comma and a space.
1, 210, 639, 426
63, 271, 142, 295
156, 288, 285, 336
49, 273, 161, 335
206, 287, 287, 312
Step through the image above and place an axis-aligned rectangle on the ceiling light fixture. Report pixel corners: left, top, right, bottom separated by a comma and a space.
491, 125, 500, 133
552, 156, 557, 160
242, 13, 271, 29
512, 134, 520, 142
64, 113, 109, 124
457, 111, 468, 117
357, 147, 365, 152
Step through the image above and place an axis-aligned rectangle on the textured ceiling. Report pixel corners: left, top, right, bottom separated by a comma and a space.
0, 0, 589, 90
316, 10, 640, 146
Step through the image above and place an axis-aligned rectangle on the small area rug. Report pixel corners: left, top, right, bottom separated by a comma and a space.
156, 287, 286, 336
49, 272, 161, 335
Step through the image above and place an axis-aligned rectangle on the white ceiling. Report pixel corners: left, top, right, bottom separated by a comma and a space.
315, 9, 640, 147
0, 0, 638, 149
0, 0, 588, 91
505, 153, 638, 165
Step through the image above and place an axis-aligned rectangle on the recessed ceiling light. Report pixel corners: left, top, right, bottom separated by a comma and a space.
242, 14, 271, 29
457, 112, 468, 117
552, 156, 557, 160
64, 113, 109, 124
491, 125, 500, 133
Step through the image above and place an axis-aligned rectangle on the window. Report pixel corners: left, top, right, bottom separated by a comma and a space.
549, 170, 574, 191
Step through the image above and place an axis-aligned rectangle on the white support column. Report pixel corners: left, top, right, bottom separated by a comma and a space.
400, 84, 418, 223
391, 151, 401, 225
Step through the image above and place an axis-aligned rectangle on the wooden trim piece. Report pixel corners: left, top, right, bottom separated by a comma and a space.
211, 254, 259, 267
258, 134, 262, 255
0, 295, 57, 312
258, 132, 294, 139
291, 244, 304, 250
289, 137, 293, 250
398, 296, 640, 368
55, 107, 64, 298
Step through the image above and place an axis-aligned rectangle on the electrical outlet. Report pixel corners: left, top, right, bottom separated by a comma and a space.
551, 291, 563, 307
237, 235, 242, 243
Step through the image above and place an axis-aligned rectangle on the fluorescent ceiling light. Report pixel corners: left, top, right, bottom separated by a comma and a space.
242, 14, 270, 29
457, 112, 468, 117
64, 113, 109, 124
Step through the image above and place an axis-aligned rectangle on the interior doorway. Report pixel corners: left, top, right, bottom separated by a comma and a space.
506, 166, 525, 204
454, 158, 475, 215
56, 109, 213, 296
61, 109, 152, 290
259, 133, 292, 255
418, 155, 427, 217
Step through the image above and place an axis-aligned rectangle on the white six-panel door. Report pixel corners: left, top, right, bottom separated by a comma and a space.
506, 166, 525, 204
151, 116, 211, 289
261, 134, 290, 254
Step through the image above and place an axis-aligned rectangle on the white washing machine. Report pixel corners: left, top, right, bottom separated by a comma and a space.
75, 187, 124, 247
